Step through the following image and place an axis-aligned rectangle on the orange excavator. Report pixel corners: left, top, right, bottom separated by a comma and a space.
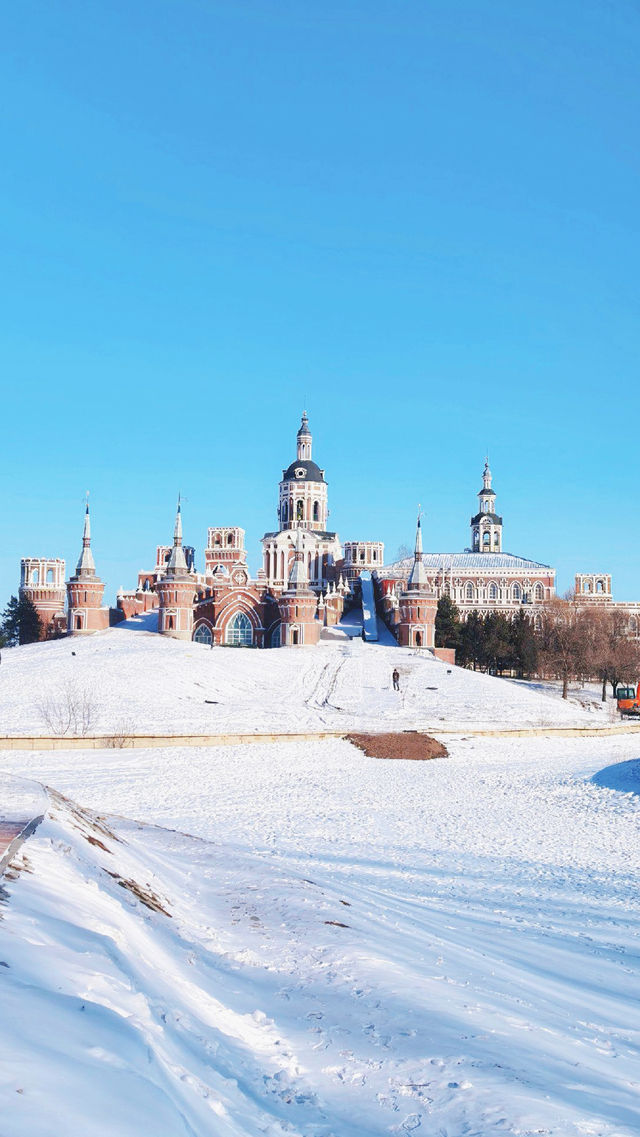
616, 682, 640, 718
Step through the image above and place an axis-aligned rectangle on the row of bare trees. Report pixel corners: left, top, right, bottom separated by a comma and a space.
538, 598, 640, 699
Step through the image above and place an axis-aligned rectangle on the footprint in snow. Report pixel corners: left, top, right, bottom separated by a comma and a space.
401, 1115, 422, 1132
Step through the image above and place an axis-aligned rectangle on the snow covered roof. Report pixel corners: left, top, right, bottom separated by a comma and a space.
382, 551, 554, 576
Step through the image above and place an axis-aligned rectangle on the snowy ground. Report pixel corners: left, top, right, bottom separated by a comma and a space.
509, 679, 618, 722
1, 630, 639, 1136
0, 624, 610, 736
1, 730, 640, 1136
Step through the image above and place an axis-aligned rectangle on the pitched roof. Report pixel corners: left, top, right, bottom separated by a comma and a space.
382, 551, 553, 575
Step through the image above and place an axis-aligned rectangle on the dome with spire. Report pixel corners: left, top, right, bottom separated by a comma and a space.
282, 410, 325, 482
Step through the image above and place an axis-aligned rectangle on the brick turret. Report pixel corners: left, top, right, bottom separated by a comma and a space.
156, 498, 195, 640
19, 558, 66, 638
278, 529, 321, 646
67, 500, 109, 634
396, 514, 437, 649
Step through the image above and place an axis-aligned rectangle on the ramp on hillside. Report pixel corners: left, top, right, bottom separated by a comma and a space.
359, 571, 379, 642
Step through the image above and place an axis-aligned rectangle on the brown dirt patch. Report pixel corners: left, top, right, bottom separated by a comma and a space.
345, 732, 448, 761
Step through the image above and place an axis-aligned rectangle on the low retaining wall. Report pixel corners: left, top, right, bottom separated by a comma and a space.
0, 723, 640, 750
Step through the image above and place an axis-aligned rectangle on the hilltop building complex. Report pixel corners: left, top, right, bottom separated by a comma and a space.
18, 412, 638, 649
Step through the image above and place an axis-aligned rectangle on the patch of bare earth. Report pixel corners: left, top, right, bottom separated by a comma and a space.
345, 732, 448, 761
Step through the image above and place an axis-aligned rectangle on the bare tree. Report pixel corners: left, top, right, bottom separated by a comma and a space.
538, 596, 588, 698
37, 680, 98, 736
592, 608, 640, 700
539, 600, 640, 702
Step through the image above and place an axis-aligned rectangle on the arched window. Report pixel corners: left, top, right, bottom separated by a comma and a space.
489, 583, 498, 600
512, 583, 521, 601
194, 623, 212, 646
269, 624, 281, 648
296, 500, 304, 521
32, 568, 39, 584
46, 568, 54, 583
415, 631, 422, 647
596, 580, 604, 594
629, 617, 637, 633
282, 501, 288, 523
291, 627, 299, 645
493, 532, 500, 545
226, 610, 253, 646
483, 532, 490, 547
465, 582, 474, 601
534, 583, 544, 602
313, 501, 319, 522
227, 533, 234, 546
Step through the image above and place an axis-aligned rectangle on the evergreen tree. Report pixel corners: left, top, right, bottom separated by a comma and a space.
458, 610, 484, 670
434, 594, 461, 649
0, 594, 43, 646
483, 611, 513, 674
510, 609, 539, 678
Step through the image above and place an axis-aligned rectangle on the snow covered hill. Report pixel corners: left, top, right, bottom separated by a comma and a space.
1, 732, 640, 1137
0, 624, 610, 736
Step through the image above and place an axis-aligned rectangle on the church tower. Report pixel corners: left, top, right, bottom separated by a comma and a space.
156, 499, 195, 640
67, 500, 109, 634
262, 412, 342, 590
471, 460, 503, 553
397, 514, 437, 649
277, 412, 328, 532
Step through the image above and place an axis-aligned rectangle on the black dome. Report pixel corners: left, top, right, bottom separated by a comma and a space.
282, 460, 325, 484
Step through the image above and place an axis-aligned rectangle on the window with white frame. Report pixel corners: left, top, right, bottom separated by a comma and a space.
225, 611, 253, 646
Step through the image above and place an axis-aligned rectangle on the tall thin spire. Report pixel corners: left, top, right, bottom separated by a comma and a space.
74, 494, 96, 577
166, 495, 189, 577
408, 508, 428, 589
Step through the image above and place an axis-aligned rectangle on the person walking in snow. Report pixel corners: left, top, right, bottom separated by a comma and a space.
392, 668, 400, 692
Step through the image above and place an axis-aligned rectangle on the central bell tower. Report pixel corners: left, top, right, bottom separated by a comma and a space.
471, 460, 503, 553
277, 412, 328, 533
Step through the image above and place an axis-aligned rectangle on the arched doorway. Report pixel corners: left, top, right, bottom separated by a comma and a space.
225, 611, 253, 647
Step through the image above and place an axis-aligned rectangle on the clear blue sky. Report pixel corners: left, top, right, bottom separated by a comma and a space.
2, 0, 639, 605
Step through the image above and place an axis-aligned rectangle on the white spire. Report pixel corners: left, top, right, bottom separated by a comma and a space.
408, 509, 429, 590
166, 496, 189, 577
74, 497, 96, 577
